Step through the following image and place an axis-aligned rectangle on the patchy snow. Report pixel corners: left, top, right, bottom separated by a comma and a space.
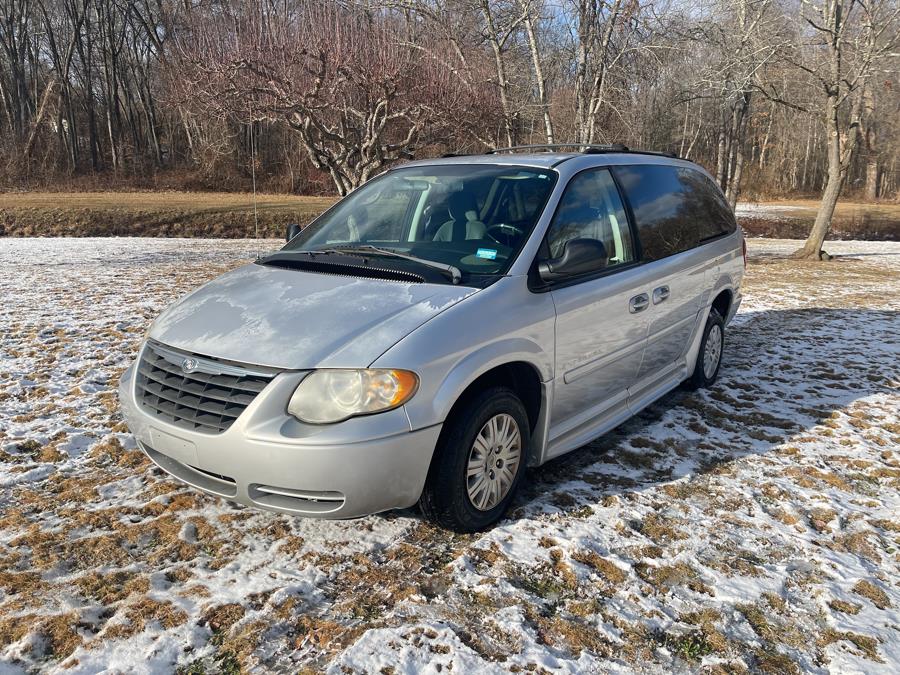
735, 203, 811, 216
1, 237, 899, 673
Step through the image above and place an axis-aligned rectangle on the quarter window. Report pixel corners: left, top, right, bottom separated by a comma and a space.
613, 164, 736, 261
545, 168, 635, 270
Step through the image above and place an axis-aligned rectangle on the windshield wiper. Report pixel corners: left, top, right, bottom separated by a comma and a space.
318, 245, 463, 284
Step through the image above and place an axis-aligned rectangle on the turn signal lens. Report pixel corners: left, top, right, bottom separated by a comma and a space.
287, 369, 419, 424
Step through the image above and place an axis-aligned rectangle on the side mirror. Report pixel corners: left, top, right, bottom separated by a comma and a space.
538, 238, 608, 282
285, 223, 301, 242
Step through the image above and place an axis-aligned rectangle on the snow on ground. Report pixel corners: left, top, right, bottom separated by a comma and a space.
1, 237, 899, 674
734, 203, 810, 216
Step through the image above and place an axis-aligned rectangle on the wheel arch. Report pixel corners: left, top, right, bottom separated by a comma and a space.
425, 343, 551, 467
710, 287, 733, 321
443, 361, 543, 433
684, 282, 735, 378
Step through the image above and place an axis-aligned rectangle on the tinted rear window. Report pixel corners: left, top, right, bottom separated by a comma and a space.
613, 164, 736, 261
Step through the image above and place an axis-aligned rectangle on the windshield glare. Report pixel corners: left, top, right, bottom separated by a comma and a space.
284, 165, 558, 277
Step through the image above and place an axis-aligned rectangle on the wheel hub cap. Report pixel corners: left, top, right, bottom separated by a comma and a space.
466, 413, 522, 511
703, 324, 723, 379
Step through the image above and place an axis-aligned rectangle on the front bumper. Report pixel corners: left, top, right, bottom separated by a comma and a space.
118, 357, 441, 518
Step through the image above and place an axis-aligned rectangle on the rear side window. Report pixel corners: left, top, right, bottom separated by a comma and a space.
613, 164, 736, 261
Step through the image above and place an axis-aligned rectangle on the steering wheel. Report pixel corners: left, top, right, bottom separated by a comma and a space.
487, 223, 524, 245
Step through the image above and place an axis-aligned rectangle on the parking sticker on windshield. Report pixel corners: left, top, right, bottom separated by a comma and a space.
476, 248, 498, 260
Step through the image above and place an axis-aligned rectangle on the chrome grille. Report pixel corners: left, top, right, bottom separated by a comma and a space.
136, 340, 277, 434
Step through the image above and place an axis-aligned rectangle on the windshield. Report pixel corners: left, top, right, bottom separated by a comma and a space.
283, 164, 558, 277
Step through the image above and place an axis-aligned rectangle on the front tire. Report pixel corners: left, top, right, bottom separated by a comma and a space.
420, 387, 530, 532
686, 308, 725, 390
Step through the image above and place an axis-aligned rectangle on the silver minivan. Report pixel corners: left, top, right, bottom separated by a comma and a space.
119, 146, 745, 531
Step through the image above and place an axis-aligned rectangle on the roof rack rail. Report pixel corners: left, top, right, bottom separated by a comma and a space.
486, 143, 630, 154
484, 143, 686, 161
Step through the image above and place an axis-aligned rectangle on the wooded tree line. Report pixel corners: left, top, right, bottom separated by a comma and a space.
0, 0, 897, 255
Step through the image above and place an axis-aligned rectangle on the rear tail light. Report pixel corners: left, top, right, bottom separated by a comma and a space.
741, 235, 747, 268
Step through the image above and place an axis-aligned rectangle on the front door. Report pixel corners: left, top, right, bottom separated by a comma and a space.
542, 168, 650, 450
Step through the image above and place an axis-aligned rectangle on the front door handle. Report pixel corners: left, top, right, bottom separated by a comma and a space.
653, 285, 670, 304
629, 293, 650, 313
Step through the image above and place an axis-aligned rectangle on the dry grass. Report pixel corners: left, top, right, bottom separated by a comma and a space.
102, 597, 188, 640
0, 190, 335, 237
738, 200, 900, 240
75, 571, 150, 605
571, 550, 627, 585
829, 599, 862, 615
821, 630, 883, 663
747, 198, 900, 216
852, 580, 892, 610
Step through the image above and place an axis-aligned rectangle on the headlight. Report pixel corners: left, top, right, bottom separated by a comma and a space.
287, 369, 419, 424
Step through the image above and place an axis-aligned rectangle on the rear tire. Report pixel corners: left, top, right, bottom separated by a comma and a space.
420, 387, 530, 532
685, 308, 725, 390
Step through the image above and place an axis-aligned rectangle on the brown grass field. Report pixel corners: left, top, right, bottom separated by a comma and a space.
0, 191, 337, 238
736, 199, 899, 240
0, 190, 897, 239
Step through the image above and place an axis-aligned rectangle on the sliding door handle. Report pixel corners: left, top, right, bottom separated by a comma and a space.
653, 285, 670, 304
629, 293, 650, 313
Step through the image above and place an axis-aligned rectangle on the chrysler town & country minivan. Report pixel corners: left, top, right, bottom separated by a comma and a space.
119, 145, 745, 531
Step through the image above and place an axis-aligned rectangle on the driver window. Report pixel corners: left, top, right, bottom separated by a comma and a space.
546, 169, 635, 268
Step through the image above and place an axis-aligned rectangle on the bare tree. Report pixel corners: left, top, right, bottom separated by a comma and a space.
0, 0, 897, 202
519, 0, 554, 143
175, 1, 465, 195
572, 0, 628, 144
678, 0, 783, 208
476, 0, 526, 146
781, 0, 900, 259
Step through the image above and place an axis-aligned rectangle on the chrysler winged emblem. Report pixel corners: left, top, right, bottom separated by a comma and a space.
181, 357, 199, 374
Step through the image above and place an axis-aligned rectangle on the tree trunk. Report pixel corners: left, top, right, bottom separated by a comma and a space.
23, 79, 55, 159
684, 103, 702, 160
862, 84, 878, 200
794, 99, 842, 260
480, 0, 515, 147
679, 100, 690, 157
521, 2, 553, 144
715, 108, 728, 188
573, 0, 593, 144
758, 99, 775, 169
865, 159, 879, 201
794, 167, 842, 260
727, 144, 745, 210
585, 0, 623, 144
794, 88, 863, 259
800, 116, 812, 190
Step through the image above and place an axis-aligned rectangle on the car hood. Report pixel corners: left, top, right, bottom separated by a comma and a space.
148, 263, 478, 369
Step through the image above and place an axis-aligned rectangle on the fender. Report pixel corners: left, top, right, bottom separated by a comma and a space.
370, 274, 558, 436
408, 337, 552, 432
